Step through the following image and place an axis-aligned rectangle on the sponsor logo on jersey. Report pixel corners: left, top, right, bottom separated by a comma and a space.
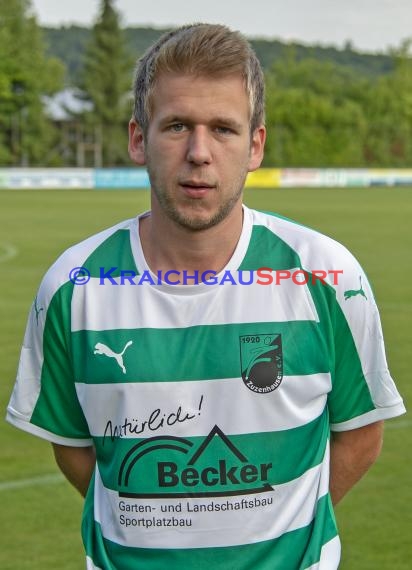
117, 425, 273, 499
240, 334, 283, 394
344, 276, 367, 300
94, 340, 133, 373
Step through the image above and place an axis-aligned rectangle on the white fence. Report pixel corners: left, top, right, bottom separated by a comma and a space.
1, 168, 412, 189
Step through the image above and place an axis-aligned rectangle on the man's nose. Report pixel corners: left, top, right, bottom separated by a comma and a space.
186, 127, 212, 165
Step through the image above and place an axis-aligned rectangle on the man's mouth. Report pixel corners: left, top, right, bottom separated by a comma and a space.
179, 180, 215, 197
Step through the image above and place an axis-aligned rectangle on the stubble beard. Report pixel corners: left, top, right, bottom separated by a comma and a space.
146, 158, 249, 232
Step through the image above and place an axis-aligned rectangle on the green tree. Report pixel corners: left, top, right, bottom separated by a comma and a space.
81, 0, 133, 166
264, 54, 368, 167
0, 0, 64, 165
362, 40, 412, 166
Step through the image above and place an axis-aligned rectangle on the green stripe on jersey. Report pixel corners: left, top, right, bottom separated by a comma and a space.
83, 228, 138, 279
30, 281, 90, 439
95, 412, 329, 493
305, 279, 375, 423
71, 321, 329, 384
239, 224, 301, 270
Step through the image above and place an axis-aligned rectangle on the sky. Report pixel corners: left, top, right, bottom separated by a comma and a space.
30, 0, 412, 53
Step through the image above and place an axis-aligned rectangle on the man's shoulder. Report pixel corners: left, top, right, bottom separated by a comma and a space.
247, 207, 370, 298
37, 217, 136, 305
249, 207, 358, 265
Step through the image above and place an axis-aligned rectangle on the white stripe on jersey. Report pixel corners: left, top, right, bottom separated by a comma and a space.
75, 373, 331, 438
71, 272, 319, 332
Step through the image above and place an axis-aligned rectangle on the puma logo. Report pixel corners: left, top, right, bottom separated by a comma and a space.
344, 276, 367, 301
94, 341, 133, 374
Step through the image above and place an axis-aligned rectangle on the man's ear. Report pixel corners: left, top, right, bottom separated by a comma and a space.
248, 125, 266, 172
128, 118, 146, 165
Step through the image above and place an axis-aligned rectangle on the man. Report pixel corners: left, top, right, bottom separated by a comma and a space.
7, 23, 405, 570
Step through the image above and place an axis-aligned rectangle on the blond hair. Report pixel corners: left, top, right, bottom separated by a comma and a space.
132, 23, 265, 135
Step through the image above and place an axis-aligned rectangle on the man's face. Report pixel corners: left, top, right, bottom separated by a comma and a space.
129, 73, 265, 231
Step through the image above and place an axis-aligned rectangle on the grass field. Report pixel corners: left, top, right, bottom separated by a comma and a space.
0, 187, 410, 569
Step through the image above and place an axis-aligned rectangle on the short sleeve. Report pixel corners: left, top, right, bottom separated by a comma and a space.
6, 275, 93, 447
327, 256, 406, 431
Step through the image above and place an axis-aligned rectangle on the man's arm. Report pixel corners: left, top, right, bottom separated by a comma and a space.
52, 443, 96, 497
329, 421, 383, 506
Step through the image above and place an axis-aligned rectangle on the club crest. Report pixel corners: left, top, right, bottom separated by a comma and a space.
240, 334, 283, 394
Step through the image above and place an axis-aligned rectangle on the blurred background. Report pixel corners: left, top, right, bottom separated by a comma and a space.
1, 0, 412, 169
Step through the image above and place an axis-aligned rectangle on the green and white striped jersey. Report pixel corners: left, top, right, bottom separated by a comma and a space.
7, 206, 405, 570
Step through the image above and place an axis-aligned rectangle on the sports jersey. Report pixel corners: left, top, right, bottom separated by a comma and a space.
7, 205, 405, 570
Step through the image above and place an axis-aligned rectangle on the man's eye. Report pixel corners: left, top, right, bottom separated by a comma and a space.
170, 123, 186, 132
216, 126, 233, 135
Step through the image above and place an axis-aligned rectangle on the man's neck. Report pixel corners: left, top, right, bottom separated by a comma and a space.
139, 204, 244, 275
